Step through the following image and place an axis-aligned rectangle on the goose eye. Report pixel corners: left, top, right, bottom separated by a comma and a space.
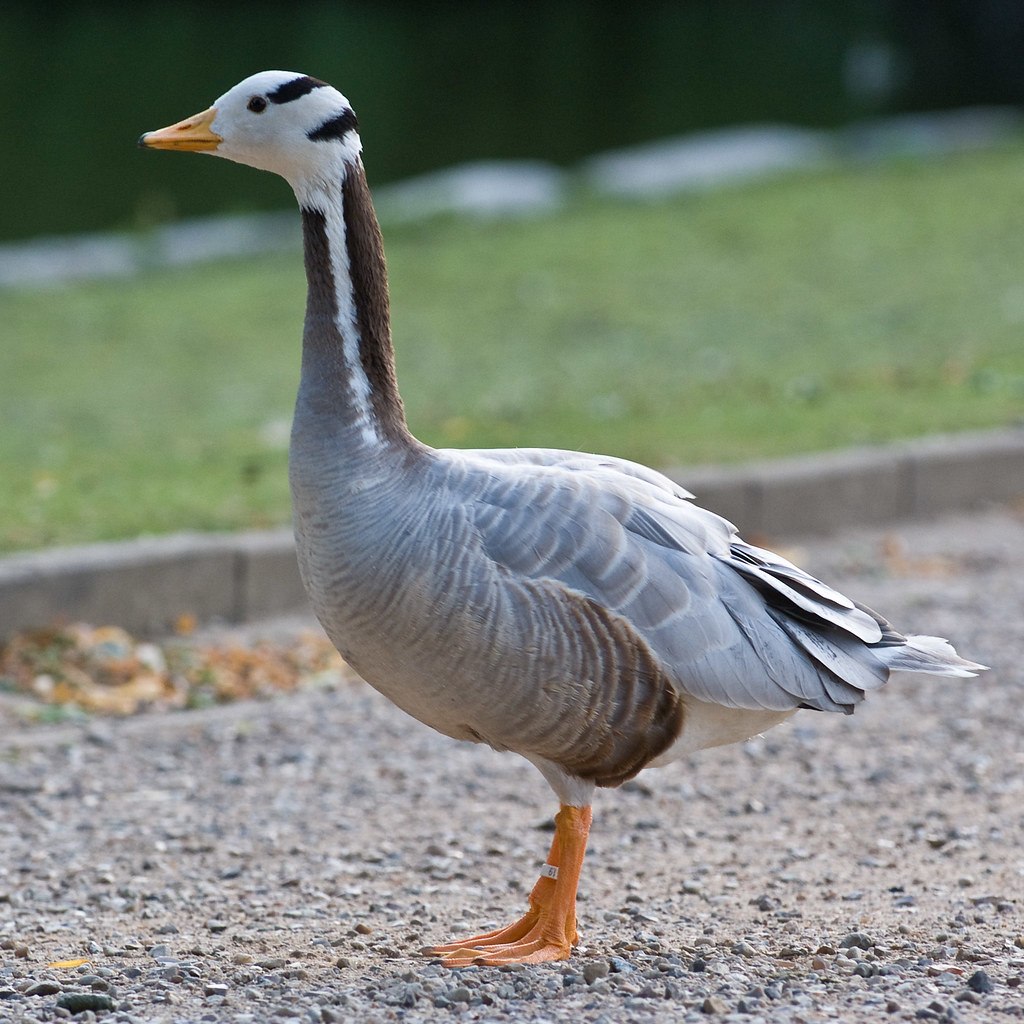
247, 96, 268, 114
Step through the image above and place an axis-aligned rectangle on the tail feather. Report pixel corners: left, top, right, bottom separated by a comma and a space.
878, 634, 987, 678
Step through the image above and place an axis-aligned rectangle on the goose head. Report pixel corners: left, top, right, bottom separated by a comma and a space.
139, 71, 361, 192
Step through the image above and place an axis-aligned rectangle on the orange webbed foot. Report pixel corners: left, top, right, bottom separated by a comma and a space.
422, 804, 592, 967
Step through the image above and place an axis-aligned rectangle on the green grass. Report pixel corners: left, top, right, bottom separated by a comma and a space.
3, 147, 1024, 552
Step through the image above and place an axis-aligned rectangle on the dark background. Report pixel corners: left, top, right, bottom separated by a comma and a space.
4, 0, 1023, 241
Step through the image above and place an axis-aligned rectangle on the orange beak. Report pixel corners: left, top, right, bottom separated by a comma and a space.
138, 106, 221, 152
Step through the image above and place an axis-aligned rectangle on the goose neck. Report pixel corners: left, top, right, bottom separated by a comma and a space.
295, 161, 414, 452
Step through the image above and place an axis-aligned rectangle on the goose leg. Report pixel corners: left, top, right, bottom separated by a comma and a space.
423, 804, 592, 966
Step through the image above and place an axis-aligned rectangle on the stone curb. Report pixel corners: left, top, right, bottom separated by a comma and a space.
1, 428, 1021, 643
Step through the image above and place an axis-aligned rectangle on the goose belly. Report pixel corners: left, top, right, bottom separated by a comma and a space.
648, 699, 795, 767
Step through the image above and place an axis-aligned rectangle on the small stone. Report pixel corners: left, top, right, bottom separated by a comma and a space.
967, 970, 994, 994
84, 724, 114, 747
583, 960, 610, 984
334, 957, 351, 969
811, 956, 829, 971
25, 981, 63, 996
387, 982, 422, 1007
148, 944, 169, 959
702, 995, 729, 1014
839, 932, 875, 950
205, 983, 230, 997
927, 964, 964, 977
13, 946, 28, 959
886, 1001, 901, 1013
230, 953, 253, 965
448, 986, 471, 1003
56, 992, 117, 1013
206, 920, 230, 933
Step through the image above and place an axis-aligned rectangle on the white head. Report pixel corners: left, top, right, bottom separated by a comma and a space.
140, 71, 361, 194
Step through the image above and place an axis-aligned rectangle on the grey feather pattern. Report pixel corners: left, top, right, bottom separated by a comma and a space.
451, 447, 975, 717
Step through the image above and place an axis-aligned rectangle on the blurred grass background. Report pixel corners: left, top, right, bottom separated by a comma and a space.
2, 147, 1023, 551
3, 1, 1024, 552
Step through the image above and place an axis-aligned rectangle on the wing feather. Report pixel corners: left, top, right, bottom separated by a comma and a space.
449, 443, 971, 730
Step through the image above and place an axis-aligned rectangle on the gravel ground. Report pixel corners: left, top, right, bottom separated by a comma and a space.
1, 505, 1022, 1024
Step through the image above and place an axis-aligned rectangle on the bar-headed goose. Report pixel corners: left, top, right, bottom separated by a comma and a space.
140, 72, 984, 966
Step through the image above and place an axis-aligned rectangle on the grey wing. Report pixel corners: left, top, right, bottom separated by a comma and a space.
446, 445, 696, 502
468, 455, 895, 718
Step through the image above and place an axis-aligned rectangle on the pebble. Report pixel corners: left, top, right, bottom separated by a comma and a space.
702, 995, 729, 1014
25, 981, 62, 996
583, 960, 611, 984
967, 969, 994, 994
55, 992, 117, 1013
